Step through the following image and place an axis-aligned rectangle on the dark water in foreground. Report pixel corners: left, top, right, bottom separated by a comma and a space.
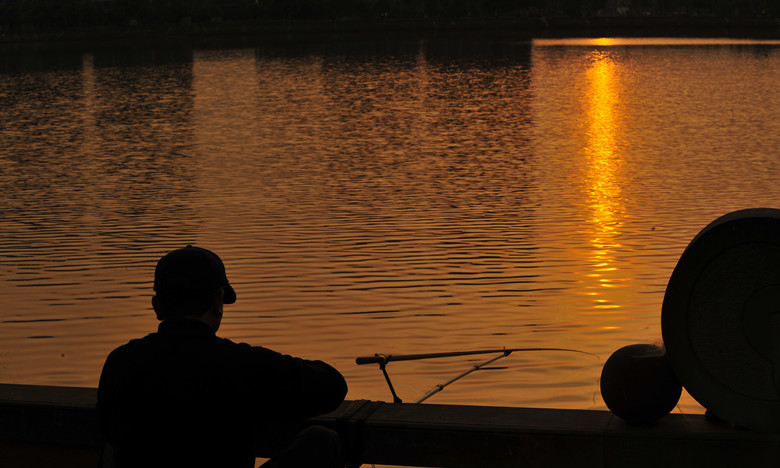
2, 36, 780, 418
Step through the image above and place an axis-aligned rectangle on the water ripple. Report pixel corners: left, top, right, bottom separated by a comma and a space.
1, 38, 779, 414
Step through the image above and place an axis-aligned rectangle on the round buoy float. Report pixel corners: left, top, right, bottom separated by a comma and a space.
601, 344, 682, 424
662, 208, 780, 432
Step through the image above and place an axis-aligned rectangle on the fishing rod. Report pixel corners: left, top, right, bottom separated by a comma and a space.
356, 347, 595, 404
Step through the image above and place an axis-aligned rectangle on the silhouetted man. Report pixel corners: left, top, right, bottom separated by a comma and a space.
98, 245, 348, 468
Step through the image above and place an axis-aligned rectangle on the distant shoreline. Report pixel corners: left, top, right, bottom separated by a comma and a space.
2, 16, 780, 46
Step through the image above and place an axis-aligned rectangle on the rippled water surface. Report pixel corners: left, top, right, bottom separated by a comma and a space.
2, 36, 780, 414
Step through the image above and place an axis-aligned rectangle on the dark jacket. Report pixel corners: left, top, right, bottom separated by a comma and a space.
97, 319, 347, 468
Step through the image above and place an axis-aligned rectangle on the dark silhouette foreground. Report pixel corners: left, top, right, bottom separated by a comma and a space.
97, 245, 348, 468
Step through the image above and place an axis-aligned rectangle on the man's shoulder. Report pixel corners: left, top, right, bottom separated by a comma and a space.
107, 333, 156, 354
213, 337, 289, 363
101, 333, 163, 367
104, 330, 321, 376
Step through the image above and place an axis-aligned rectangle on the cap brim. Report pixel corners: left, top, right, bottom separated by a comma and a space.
224, 284, 237, 304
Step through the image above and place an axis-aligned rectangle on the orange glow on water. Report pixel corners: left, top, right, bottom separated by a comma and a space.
9, 38, 780, 415
583, 51, 627, 313
591, 38, 620, 47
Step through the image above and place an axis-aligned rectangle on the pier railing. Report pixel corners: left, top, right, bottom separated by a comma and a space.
1, 383, 779, 467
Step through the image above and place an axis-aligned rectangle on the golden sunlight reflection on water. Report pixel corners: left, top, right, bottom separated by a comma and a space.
584, 51, 625, 321
3, 37, 780, 418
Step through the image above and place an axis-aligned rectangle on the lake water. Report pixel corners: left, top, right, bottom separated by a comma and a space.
2, 35, 780, 417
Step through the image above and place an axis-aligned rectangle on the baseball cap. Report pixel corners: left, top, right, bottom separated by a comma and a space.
153, 245, 237, 304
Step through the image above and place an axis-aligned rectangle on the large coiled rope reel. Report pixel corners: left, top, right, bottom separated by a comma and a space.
662, 208, 780, 431
603, 208, 780, 431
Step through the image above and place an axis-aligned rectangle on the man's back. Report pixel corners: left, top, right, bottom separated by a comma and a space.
98, 318, 347, 468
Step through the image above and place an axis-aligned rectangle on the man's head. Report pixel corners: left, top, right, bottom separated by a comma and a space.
152, 246, 236, 323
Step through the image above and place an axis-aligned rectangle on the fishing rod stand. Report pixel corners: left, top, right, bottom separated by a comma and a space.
356, 347, 591, 404
368, 350, 514, 404
376, 355, 403, 403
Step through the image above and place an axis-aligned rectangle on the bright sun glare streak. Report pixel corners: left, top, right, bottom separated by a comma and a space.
584, 51, 625, 313
591, 38, 619, 47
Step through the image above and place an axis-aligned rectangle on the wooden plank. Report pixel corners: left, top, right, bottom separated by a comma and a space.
343, 403, 609, 467
0, 384, 101, 450
2, 383, 780, 467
